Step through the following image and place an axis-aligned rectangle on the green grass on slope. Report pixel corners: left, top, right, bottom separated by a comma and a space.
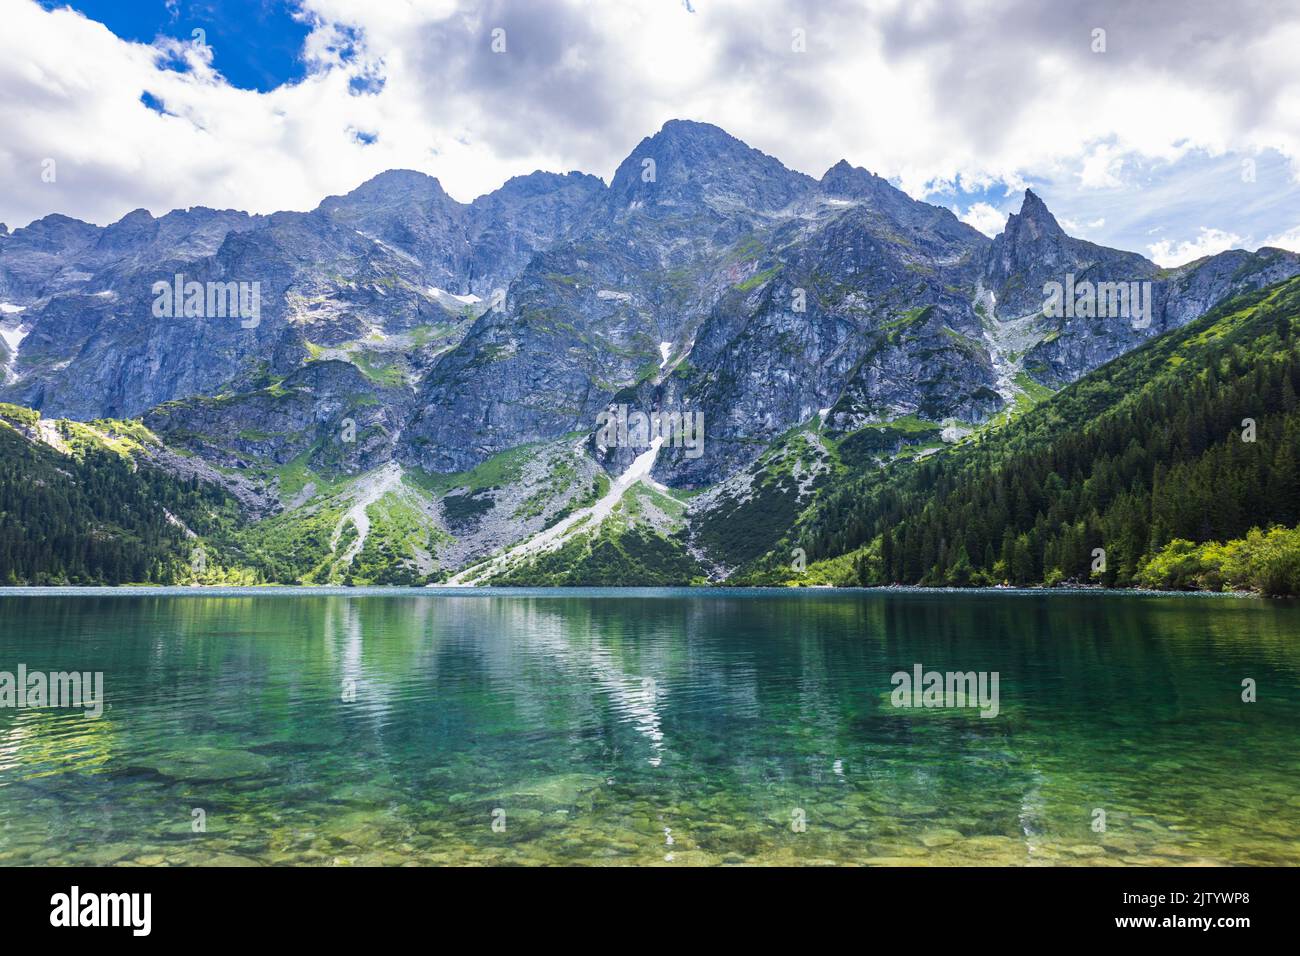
489, 480, 703, 586
489, 523, 703, 587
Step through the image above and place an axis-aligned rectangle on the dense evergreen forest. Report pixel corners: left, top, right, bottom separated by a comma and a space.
757, 277, 1300, 594
0, 409, 239, 585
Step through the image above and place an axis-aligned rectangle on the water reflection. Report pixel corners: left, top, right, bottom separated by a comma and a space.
0, 589, 1296, 866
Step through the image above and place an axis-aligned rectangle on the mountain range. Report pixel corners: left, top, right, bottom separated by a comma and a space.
2, 119, 1297, 588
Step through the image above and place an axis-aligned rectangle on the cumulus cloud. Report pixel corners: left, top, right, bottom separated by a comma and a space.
1262, 225, 1300, 253
1078, 144, 1126, 190
1059, 216, 1106, 236
1, 0, 1299, 243
1147, 227, 1244, 267
958, 202, 1008, 237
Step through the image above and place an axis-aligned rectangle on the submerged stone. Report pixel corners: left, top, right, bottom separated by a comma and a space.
135, 747, 273, 782
919, 829, 963, 848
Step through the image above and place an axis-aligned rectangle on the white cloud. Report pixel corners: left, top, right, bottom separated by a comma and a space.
1262, 225, 1300, 253
1147, 227, 1244, 267
1078, 144, 1126, 190
1, 0, 1299, 231
958, 202, 1008, 237
1059, 216, 1105, 235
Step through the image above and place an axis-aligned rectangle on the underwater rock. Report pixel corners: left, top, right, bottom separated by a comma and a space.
919, 828, 963, 848
134, 747, 273, 782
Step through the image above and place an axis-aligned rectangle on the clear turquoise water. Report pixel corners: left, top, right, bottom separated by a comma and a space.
0, 587, 1297, 866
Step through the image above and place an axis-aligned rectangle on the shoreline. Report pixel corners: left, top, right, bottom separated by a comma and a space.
0, 583, 1270, 599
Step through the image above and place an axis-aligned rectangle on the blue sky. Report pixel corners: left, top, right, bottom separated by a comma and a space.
5, 0, 1299, 265
935, 147, 1300, 262
38, 0, 313, 91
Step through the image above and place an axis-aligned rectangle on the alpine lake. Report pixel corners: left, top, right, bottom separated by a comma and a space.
1, 587, 1297, 867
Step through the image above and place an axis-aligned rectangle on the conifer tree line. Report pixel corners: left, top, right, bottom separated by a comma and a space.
788, 279, 1300, 593
0, 425, 236, 585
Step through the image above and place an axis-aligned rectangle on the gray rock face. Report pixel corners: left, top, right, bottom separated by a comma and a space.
984, 189, 1156, 318
143, 359, 407, 475
659, 178, 994, 485
401, 121, 820, 473
603, 119, 815, 220
466, 170, 608, 294
0, 213, 105, 301
403, 124, 999, 484
1159, 247, 1300, 325
3, 121, 1297, 500
0, 169, 600, 419
987, 191, 1300, 387
314, 167, 605, 297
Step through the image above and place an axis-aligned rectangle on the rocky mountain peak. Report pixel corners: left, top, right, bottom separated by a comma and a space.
483, 170, 605, 202
818, 159, 886, 198
2, 119, 1296, 499
817, 159, 988, 248
983, 189, 1071, 298
113, 208, 156, 227
983, 188, 1162, 322
606, 119, 813, 215
1014, 189, 1064, 239
91, 208, 164, 259
317, 169, 456, 219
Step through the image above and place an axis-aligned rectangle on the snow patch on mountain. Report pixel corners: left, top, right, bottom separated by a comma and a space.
428, 287, 481, 304
1, 309, 31, 380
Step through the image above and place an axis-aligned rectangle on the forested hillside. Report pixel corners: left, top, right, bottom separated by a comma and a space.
0, 407, 243, 585
748, 277, 1300, 594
